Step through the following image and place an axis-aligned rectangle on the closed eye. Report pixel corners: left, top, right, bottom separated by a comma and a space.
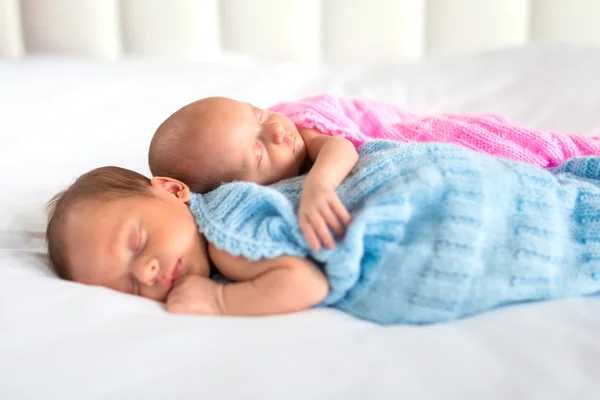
255, 108, 264, 123
255, 141, 264, 166
138, 230, 147, 255
130, 223, 146, 255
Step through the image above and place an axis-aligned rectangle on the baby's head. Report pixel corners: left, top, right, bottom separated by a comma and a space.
46, 166, 210, 302
148, 97, 307, 193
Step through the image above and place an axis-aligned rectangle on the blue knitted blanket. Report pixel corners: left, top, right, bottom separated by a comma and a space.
189, 141, 600, 324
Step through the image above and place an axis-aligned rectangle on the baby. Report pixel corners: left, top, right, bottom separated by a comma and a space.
149, 94, 600, 251
148, 97, 358, 251
47, 139, 600, 324
46, 166, 328, 313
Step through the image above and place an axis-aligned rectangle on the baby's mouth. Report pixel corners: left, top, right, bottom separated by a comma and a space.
171, 259, 183, 281
290, 132, 297, 154
165, 259, 183, 289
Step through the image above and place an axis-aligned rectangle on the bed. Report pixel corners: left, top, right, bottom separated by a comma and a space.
2, 1, 600, 399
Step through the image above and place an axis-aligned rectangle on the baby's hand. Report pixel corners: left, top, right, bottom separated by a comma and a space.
298, 180, 352, 251
166, 275, 223, 315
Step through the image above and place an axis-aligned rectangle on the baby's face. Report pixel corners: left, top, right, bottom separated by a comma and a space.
63, 178, 210, 302
188, 97, 308, 187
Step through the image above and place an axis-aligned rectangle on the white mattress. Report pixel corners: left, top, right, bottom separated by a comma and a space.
1, 45, 600, 399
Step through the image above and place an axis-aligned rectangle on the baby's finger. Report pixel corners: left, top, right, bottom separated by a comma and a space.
319, 204, 345, 238
329, 196, 352, 226
165, 296, 181, 313
166, 300, 188, 314
310, 212, 336, 249
300, 216, 321, 251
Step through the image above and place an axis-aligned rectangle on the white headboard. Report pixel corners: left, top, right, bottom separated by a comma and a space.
1, 0, 600, 63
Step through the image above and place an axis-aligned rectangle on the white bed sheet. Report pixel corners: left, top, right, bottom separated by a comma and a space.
1, 45, 600, 399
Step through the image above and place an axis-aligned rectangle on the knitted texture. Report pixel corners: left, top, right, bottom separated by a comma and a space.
190, 141, 600, 325
269, 94, 600, 167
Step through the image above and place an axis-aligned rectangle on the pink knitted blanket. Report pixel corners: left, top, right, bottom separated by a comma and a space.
269, 94, 600, 167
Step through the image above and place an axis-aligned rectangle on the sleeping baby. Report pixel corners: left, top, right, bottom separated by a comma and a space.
47, 140, 600, 324
148, 94, 600, 251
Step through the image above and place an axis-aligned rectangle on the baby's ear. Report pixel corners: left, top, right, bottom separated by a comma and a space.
151, 177, 191, 202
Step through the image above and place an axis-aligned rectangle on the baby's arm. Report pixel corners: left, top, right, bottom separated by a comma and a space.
298, 128, 358, 250
166, 243, 329, 316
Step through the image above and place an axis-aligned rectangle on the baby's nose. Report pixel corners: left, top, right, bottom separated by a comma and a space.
269, 123, 285, 144
136, 258, 159, 286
